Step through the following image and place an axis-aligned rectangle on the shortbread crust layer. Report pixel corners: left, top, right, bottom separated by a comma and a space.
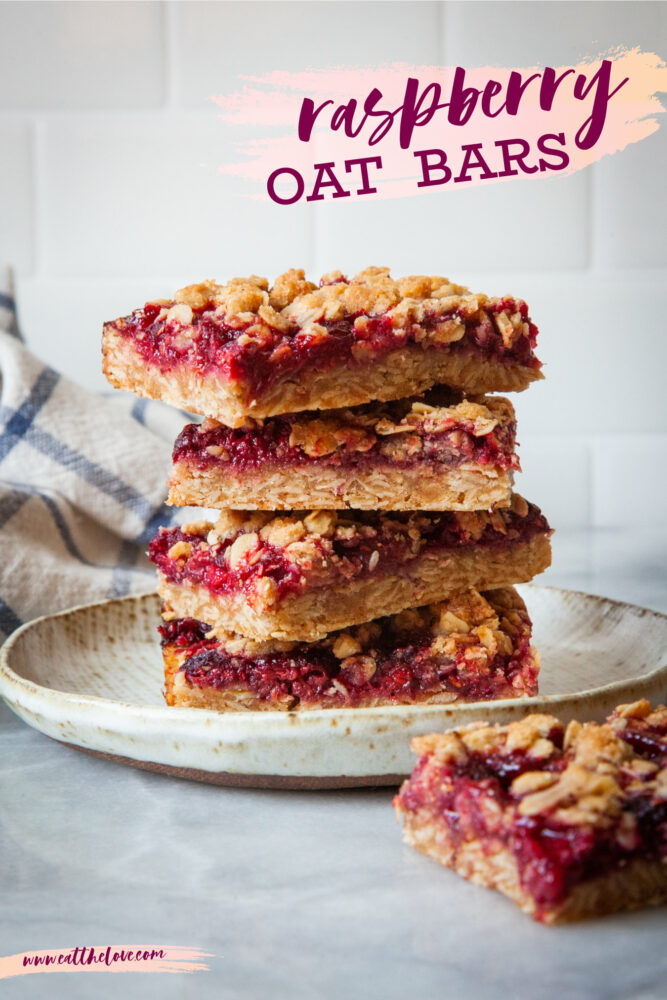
161, 587, 539, 711
169, 461, 513, 513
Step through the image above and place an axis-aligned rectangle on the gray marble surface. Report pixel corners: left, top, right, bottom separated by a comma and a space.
2, 528, 667, 1000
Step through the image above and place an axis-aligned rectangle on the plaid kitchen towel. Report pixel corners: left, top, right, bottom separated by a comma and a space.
0, 267, 187, 642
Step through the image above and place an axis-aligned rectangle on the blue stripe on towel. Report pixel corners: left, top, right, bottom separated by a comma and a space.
108, 538, 142, 598
135, 501, 175, 545
0, 367, 60, 463
0, 596, 23, 636
0, 488, 30, 529
130, 397, 149, 426
4, 480, 100, 567
31, 489, 99, 567
5, 481, 156, 582
18, 424, 158, 521
0, 292, 16, 314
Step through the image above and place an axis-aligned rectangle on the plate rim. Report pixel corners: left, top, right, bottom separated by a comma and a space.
1, 583, 667, 728
2, 584, 667, 784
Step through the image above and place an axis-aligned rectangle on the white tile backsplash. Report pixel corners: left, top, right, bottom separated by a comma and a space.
173, 1, 442, 109
0, 2, 165, 110
592, 435, 667, 528
466, 272, 667, 436
314, 171, 590, 276
15, 277, 179, 393
444, 1, 666, 66
1, 0, 665, 531
593, 125, 667, 269
0, 120, 34, 274
40, 115, 314, 278
515, 436, 591, 530
588, 527, 667, 612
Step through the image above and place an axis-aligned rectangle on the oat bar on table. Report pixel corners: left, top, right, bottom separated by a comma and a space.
394, 703, 667, 924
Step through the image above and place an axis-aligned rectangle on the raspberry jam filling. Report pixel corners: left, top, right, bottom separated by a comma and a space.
172, 415, 518, 475
151, 530, 303, 603
616, 723, 667, 762
112, 294, 540, 397
397, 739, 667, 913
149, 503, 550, 605
160, 612, 537, 708
152, 529, 304, 602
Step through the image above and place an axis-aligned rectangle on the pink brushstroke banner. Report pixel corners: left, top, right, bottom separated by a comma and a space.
212, 48, 666, 202
0, 945, 212, 979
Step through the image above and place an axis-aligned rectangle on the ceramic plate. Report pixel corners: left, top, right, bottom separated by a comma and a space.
1, 586, 666, 788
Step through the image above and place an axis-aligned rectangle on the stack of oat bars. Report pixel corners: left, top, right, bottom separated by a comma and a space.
102, 267, 553, 713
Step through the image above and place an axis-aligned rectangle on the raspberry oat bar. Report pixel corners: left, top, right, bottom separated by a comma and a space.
102, 268, 542, 426
168, 391, 519, 512
394, 707, 667, 923
161, 587, 539, 711
149, 495, 552, 641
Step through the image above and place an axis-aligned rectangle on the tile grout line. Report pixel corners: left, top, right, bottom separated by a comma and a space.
163, 0, 178, 109
587, 161, 597, 274
31, 117, 46, 280
437, 0, 446, 64
439, 0, 450, 65
584, 437, 595, 530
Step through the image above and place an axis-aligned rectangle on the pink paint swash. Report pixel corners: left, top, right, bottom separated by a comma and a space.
0, 945, 212, 979
211, 48, 667, 201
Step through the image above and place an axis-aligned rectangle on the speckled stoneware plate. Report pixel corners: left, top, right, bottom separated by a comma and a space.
1, 585, 666, 789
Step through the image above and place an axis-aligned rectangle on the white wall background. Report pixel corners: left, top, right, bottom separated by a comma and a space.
1, 0, 666, 535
